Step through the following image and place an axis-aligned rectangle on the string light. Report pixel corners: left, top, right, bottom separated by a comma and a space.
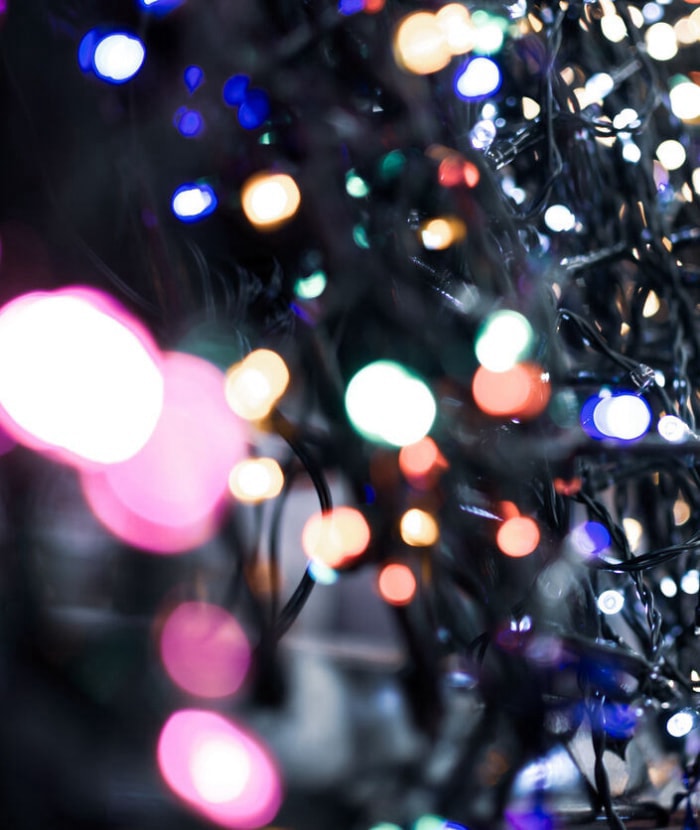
241, 172, 301, 229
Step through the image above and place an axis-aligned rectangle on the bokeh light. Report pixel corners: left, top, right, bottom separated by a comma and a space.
660, 576, 678, 598
454, 57, 502, 100
601, 14, 627, 43
597, 589, 624, 615
225, 349, 290, 421
0, 287, 163, 466
645, 21, 678, 60
569, 521, 611, 556
681, 568, 700, 594
241, 172, 301, 229
157, 709, 282, 828
378, 563, 417, 606
400, 508, 439, 546
301, 506, 371, 568
238, 90, 270, 130
544, 204, 576, 232
92, 32, 145, 83
475, 310, 534, 372
345, 361, 436, 447
172, 183, 218, 221
669, 77, 700, 121
623, 517, 644, 552
393, 12, 452, 75
591, 393, 652, 441
497, 516, 540, 557
160, 602, 251, 698
82, 352, 247, 553
436, 3, 475, 55
223, 75, 250, 107
667, 710, 695, 738
658, 414, 690, 443
184, 65, 204, 93
656, 139, 686, 171
472, 363, 550, 419
419, 217, 465, 250
294, 271, 327, 299
398, 436, 444, 479
228, 457, 284, 503
174, 108, 204, 138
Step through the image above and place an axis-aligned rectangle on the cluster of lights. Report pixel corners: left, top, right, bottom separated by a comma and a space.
301, 506, 371, 568
222, 75, 271, 131
393, 5, 479, 76
581, 392, 652, 442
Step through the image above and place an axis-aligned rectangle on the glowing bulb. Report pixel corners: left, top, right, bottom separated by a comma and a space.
645, 22, 678, 60
622, 517, 643, 552
475, 310, 534, 372
522, 97, 540, 119
172, 184, 217, 221
656, 139, 686, 171
621, 141, 642, 164
660, 576, 678, 597
585, 72, 614, 101
378, 563, 417, 605
544, 204, 576, 232
435, 4, 474, 55
93, 33, 145, 83
228, 457, 284, 503
294, 271, 327, 299
472, 363, 550, 419
597, 589, 624, 615
398, 436, 444, 479
674, 497, 691, 526
419, 217, 465, 250
592, 393, 651, 440
225, 349, 289, 421
241, 172, 301, 228
393, 12, 452, 75
400, 508, 439, 546
302, 506, 371, 568
667, 710, 695, 738
681, 569, 700, 595
642, 290, 661, 318
190, 738, 250, 803
497, 516, 540, 557
345, 361, 436, 447
670, 80, 700, 121
454, 57, 502, 99
601, 15, 627, 42
658, 415, 689, 443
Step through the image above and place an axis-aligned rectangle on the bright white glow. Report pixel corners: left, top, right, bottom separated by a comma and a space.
613, 108, 640, 130
172, 185, 216, 221
670, 81, 700, 121
597, 589, 624, 615
585, 72, 614, 101
455, 58, 501, 99
667, 710, 695, 738
621, 141, 642, 164
472, 23, 504, 54
681, 569, 700, 595
656, 140, 686, 171
645, 22, 678, 60
592, 394, 651, 440
470, 119, 497, 150
475, 310, 534, 372
0, 290, 163, 465
601, 15, 627, 43
660, 576, 678, 598
190, 738, 251, 804
345, 361, 436, 447
658, 415, 690, 443
544, 204, 576, 232
522, 97, 540, 119
622, 517, 643, 551
93, 33, 145, 83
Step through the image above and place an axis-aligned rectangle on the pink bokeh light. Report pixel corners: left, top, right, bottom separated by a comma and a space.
81, 351, 248, 553
159, 602, 251, 698
157, 709, 282, 829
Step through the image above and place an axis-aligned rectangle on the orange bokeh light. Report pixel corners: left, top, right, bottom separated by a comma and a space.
378, 563, 417, 606
463, 161, 480, 187
497, 516, 540, 557
301, 507, 370, 568
364, 0, 385, 11
472, 363, 550, 419
398, 436, 445, 479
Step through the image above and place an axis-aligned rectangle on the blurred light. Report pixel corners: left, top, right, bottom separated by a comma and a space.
378, 563, 417, 605
160, 602, 251, 698
497, 516, 540, 557
643, 2, 663, 23
470, 12, 505, 54
463, 161, 480, 187
454, 57, 501, 99
238, 90, 270, 130
435, 4, 474, 55
184, 65, 203, 93
157, 710, 281, 828
621, 141, 642, 164
139, 0, 183, 10
308, 560, 339, 585
544, 204, 576, 232
667, 710, 695, 738
470, 119, 497, 150
174, 108, 204, 138
228, 458, 284, 503
674, 496, 691, 526
369, 824, 402, 830
585, 72, 614, 101
223, 75, 250, 107
400, 508, 439, 546
393, 12, 451, 75
338, 0, 363, 13
656, 139, 686, 170
674, 17, 700, 46
601, 15, 627, 42
681, 569, 700, 594
645, 22, 678, 60
420, 217, 465, 250
670, 79, 700, 121
346, 170, 370, 198
570, 521, 611, 556
398, 436, 444, 478
241, 172, 301, 229
345, 360, 436, 447
225, 349, 289, 421
82, 352, 247, 554
642, 290, 661, 317
353, 225, 370, 249
658, 414, 690, 443
0, 287, 163, 466
597, 589, 624, 615
301, 506, 371, 568
592, 393, 652, 440
522, 96, 540, 119
294, 271, 327, 299
622, 517, 643, 552
613, 108, 640, 130
172, 184, 218, 222
475, 310, 534, 372
694, 168, 700, 194
414, 817, 448, 830
92, 32, 145, 83
472, 363, 550, 419
660, 576, 678, 597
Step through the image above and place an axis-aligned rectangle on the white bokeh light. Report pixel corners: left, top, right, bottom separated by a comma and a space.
597, 589, 625, 615
658, 414, 690, 443
93, 33, 145, 83
592, 394, 651, 440
667, 710, 695, 738
681, 569, 700, 595
190, 737, 251, 804
544, 204, 576, 232
455, 57, 502, 99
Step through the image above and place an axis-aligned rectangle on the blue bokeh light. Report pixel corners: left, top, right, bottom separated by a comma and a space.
223, 74, 250, 107
79, 30, 145, 84
174, 108, 204, 137
339, 0, 364, 14
138, 0, 184, 12
171, 183, 217, 222
238, 89, 271, 129
184, 64, 204, 93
